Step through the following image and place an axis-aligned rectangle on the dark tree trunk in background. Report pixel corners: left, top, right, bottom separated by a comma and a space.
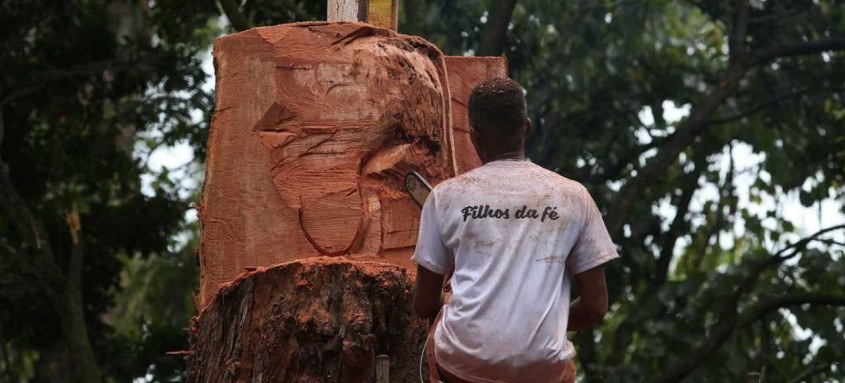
477, 0, 518, 56
186, 258, 429, 383
0, 119, 101, 383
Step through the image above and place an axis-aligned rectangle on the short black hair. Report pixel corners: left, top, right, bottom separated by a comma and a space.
467, 77, 527, 137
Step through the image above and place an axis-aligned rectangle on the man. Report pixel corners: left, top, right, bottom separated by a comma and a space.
412, 77, 619, 383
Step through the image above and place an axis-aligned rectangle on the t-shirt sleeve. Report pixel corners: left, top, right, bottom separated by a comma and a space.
411, 191, 452, 275
567, 189, 619, 275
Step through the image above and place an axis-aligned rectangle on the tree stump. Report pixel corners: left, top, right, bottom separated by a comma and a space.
190, 21, 509, 382
186, 258, 428, 382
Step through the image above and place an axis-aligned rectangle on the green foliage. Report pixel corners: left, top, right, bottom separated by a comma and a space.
103, 236, 199, 382
403, 1, 845, 382
1, 0, 843, 382
0, 0, 213, 381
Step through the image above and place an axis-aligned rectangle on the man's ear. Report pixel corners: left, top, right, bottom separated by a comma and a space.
470, 125, 481, 152
524, 117, 532, 138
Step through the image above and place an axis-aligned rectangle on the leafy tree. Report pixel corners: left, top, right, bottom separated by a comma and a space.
358, 1, 845, 381
0, 0, 213, 381
484, 1, 844, 382
2, 0, 843, 382
359, 2, 845, 378
104, 237, 199, 382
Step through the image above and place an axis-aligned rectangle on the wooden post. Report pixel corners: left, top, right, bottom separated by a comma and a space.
375, 354, 390, 383
327, 0, 399, 31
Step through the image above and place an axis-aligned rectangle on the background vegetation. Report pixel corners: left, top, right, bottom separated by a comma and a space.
0, 0, 843, 382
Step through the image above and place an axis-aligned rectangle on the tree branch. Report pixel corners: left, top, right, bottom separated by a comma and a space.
58, 204, 100, 382
655, 152, 705, 285
593, 135, 670, 184
65, 206, 83, 293
786, 363, 836, 383
604, 8, 845, 236
757, 38, 845, 63
0, 116, 50, 257
0, 82, 47, 109
477, 0, 518, 56
605, 55, 750, 235
652, 225, 845, 382
2, 54, 172, 110
0, 114, 63, 291
605, 154, 704, 365
728, 0, 750, 64
719, 224, 845, 317
218, 0, 251, 32
655, 293, 845, 383
0, 240, 17, 259
604, 0, 760, 235
709, 87, 845, 125
768, 224, 845, 264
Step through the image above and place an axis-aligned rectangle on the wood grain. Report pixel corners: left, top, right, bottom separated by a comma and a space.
200, 22, 454, 307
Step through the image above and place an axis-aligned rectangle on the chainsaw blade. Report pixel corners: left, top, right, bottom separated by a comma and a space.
405, 171, 432, 208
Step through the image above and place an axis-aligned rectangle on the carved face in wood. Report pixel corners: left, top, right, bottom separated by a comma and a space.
252, 24, 454, 262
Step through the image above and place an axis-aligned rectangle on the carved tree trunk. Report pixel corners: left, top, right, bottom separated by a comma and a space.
189, 20, 509, 383
186, 258, 428, 383
198, 22, 454, 308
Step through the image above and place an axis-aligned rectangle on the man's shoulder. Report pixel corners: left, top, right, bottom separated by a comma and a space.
526, 165, 589, 195
431, 170, 481, 196
431, 162, 590, 196
551, 172, 589, 195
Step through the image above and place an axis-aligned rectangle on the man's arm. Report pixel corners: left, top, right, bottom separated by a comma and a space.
412, 265, 445, 319
567, 265, 609, 331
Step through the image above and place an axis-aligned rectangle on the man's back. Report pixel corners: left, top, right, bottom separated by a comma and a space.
413, 160, 618, 383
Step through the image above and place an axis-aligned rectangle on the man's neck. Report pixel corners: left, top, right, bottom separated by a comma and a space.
482, 149, 525, 164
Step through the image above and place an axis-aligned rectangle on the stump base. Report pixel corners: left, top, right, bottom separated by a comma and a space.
187, 257, 428, 382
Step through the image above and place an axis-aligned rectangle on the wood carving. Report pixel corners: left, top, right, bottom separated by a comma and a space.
189, 20, 512, 382
198, 22, 455, 308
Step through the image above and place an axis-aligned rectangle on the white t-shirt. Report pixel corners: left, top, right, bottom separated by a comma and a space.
412, 160, 618, 383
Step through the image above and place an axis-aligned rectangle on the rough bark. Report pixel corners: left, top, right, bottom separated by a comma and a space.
187, 258, 428, 383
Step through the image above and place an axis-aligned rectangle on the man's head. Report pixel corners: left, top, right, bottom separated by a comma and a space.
467, 77, 531, 163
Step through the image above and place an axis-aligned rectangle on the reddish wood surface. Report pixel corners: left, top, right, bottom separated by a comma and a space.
192, 24, 513, 382
198, 22, 455, 308
443, 56, 509, 174
187, 258, 428, 383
